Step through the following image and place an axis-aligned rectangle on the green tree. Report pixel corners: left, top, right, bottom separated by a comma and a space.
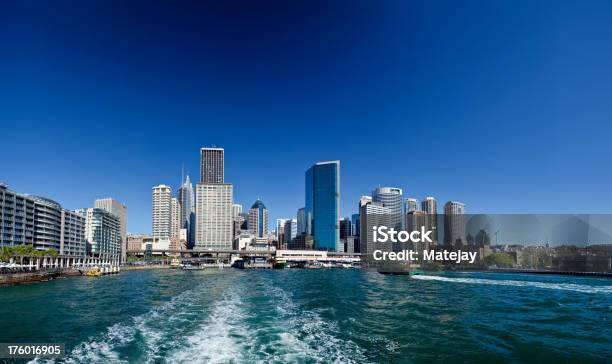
484, 252, 514, 268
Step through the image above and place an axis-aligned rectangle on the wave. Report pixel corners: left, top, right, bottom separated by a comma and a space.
411, 275, 612, 294
165, 288, 248, 364
30, 284, 213, 364
260, 282, 371, 363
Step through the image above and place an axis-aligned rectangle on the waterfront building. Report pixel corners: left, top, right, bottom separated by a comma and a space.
152, 184, 172, 241
60, 209, 87, 256
444, 201, 466, 246
248, 199, 269, 239
234, 232, 255, 250
0, 183, 87, 255
171, 197, 181, 239
421, 196, 439, 245
177, 174, 195, 246
0, 183, 35, 247
95, 198, 127, 261
296, 207, 305, 234
372, 187, 402, 231
359, 201, 392, 260
126, 234, 153, 252
283, 219, 297, 247
200, 147, 224, 184
195, 183, 233, 250
305, 161, 340, 251
78, 208, 121, 257
288, 233, 314, 250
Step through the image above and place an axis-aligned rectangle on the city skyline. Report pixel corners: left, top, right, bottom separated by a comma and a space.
2, 1, 612, 234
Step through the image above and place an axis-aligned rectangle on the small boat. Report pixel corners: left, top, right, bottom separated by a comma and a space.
170, 258, 182, 268
85, 267, 102, 277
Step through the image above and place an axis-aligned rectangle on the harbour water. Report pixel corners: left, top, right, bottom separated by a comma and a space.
0, 269, 610, 363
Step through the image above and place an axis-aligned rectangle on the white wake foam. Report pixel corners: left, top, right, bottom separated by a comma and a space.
411, 275, 612, 294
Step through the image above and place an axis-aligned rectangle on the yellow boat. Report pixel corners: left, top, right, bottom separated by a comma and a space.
85, 267, 102, 277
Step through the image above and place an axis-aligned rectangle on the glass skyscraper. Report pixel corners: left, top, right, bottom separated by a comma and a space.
305, 161, 340, 251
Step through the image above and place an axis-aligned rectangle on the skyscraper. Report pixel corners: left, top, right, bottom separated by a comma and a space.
248, 199, 269, 239
276, 218, 287, 246
444, 201, 466, 246
372, 187, 403, 230
95, 198, 127, 261
421, 196, 438, 245
296, 207, 305, 234
200, 147, 224, 184
177, 173, 195, 245
339, 217, 352, 240
283, 219, 297, 246
195, 183, 233, 249
171, 197, 181, 239
152, 184, 172, 240
305, 161, 340, 251
359, 201, 391, 261
404, 198, 419, 213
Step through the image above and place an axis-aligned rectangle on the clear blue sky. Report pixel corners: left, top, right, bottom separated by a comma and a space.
1, 1, 611, 234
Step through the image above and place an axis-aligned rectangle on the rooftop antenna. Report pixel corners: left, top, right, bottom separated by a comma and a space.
181, 163, 185, 185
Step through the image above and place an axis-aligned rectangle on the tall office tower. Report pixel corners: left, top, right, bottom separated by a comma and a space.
305, 161, 340, 251
200, 147, 224, 184
406, 210, 430, 252
171, 197, 181, 239
232, 204, 243, 219
421, 196, 438, 244
339, 218, 352, 240
152, 184, 172, 240
232, 203, 244, 238
60, 210, 86, 256
444, 201, 466, 246
358, 195, 372, 208
95, 198, 127, 261
372, 187, 403, 230
405, 198, 419, 213
359, 201, 391, 261
296, 207, 305, 234
177, 174, 194, 243
248, 199, 269, 238
78, 207, 121, 257
283, 219, 297, 247
275, 218, 287, 246
195, 183, 233, 249
351, 213, 360, 236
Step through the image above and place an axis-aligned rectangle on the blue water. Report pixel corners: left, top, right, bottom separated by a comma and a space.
0, 269, 610, 363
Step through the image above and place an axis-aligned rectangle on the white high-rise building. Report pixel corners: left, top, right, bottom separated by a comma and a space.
232, 204, 243, 219
359, 201, 392, 261
95, 198, 127, 261
152, 184, 172, 240
171, 197, 181, 239
372, 187, 403, 230
195, 183, 233, 249
78, 207, 121, 259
